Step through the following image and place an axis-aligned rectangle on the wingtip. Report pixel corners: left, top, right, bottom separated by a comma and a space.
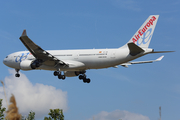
21, 29, 27, 36
156, 55, 164, 61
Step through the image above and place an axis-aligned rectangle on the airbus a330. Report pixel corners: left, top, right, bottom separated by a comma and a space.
3, 15, 173, 83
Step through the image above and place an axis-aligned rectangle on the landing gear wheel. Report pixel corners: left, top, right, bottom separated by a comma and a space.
79, 75, 84, 80
15, 69, 20, 77
58, 75, 62, 79
78, 72, 90, 83
83, 78, 87, 83
54, 71, 59, 76
61, 75, 66, 80
86, 78, 90, 83
83, 78, 91, 83
15, 73, 20, 77
58, 74, 66, 80
79, 74, 86, 80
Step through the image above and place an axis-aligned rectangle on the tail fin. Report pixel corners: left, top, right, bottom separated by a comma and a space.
127, 15, 159, 48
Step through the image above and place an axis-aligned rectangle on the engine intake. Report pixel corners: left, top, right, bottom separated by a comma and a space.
31, 60, 41, 69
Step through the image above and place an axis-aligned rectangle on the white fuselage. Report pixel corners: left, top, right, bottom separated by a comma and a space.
3, 47, 143, 72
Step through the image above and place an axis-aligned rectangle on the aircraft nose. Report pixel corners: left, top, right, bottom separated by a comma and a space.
3, 54, 20, 69
3, 58, 7, 65
3, 56, 10, 66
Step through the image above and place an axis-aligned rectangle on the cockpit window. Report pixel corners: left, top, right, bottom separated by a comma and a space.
6, 56, 8, 58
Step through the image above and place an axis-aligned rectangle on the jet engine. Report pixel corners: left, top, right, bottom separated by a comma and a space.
20, 60, 41, 70
20, 60, 33, 70
64, 71, 80, 77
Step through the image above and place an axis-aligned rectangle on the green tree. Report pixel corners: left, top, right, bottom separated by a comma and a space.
20, 115, 25, 120
0, 99, 6, 120
20, 111, 35, 120
44, 109, 64, 120
27, 111, 35, 120
44, 117, 52, 120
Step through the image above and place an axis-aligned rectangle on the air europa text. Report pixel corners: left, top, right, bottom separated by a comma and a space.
132, 16, 156, 43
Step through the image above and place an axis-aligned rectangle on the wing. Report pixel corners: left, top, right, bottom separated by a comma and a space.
19, 30, 67, 67
120, 55, 164, 68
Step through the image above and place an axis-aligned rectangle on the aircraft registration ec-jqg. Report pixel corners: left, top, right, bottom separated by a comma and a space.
3, 15, 173, 83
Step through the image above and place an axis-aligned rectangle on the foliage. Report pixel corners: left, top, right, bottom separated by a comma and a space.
27, 111, 35, 120
0, 99, 6, 120
20, 111, 35, 120
0, 99, 64, 120
44, 116, 52, 120
44, 109, 64, 120
20, 115, 25, 120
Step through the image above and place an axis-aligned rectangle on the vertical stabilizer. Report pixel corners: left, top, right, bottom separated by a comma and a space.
127, 15, 159, 48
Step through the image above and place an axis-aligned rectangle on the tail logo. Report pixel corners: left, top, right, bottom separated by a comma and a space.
136, 28, 152, 46
132, 16, 157, 44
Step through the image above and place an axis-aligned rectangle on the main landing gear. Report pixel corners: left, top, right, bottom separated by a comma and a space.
79, 74, 91, 83
53, 71, 91, 83
53, 71, 66, 80
76, 71, 91, 83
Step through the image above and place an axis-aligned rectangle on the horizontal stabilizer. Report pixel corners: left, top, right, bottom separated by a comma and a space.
150, 51, 174, 53
120, 55, 164, 68
128, 42, 144, 56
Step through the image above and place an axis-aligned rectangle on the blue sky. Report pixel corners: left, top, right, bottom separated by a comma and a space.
0, 0, 179, 120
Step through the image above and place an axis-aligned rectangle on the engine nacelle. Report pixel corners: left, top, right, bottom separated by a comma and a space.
20, 60, 41, 70
20, 60, 33, 70
64, 71, 79, 77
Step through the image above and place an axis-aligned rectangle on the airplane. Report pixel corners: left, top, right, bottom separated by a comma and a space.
3, 15, 173, 83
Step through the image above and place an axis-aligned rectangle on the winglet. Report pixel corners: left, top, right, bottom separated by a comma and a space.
21, 29, 27, 36
155, 55, 164, 61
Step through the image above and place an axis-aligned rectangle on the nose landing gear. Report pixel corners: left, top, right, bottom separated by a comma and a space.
15, 73, 20, 77
15, 69, 20, 77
